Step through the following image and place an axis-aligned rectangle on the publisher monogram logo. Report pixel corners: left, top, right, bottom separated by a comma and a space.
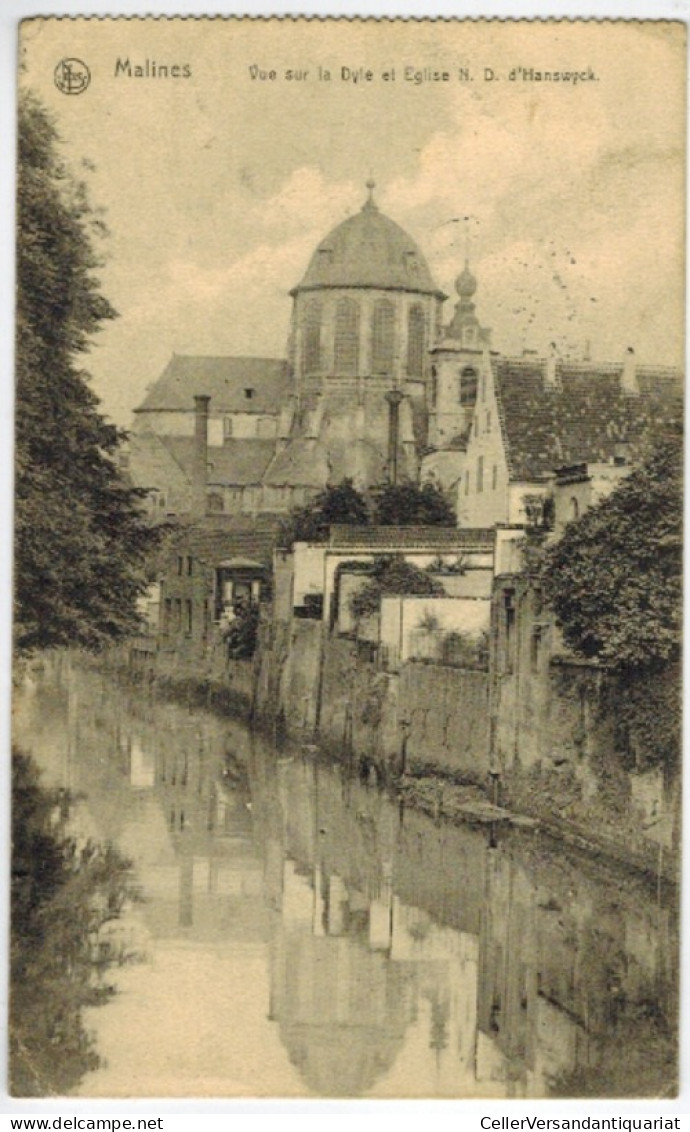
54, 58, 91, 95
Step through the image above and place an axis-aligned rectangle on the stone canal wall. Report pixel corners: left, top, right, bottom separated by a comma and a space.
255, 628, 490, 785
124, 606, 680, 882
400, 662, 489, 783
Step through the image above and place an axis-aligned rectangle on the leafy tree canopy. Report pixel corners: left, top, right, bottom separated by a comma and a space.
351, 555, 443, 621
541, 430, 682, 671
11, 749, 136, 1096
278, 478, 369, 548
374, 481, 456, 527
15, 92, 158, 654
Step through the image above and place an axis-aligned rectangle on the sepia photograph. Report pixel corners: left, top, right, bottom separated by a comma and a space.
11, 16, 684, 1101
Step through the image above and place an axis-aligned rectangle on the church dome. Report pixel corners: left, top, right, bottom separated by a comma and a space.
293, 182, 442, 297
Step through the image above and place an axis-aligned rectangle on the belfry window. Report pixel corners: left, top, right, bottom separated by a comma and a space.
460, 366, 478, 406
407, 304, 425, 378
302, 300, 322, 376
371, 299, 395, 376
334, 297, 360, 376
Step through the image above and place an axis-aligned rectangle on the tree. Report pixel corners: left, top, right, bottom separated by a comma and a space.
278, 478, 369, 548
374, 481, 456, 526
541, 431, 682, 768
10, 749, 136, 1095
15, 92, 157, 654
541, 431, 682, 670
350, 555, 443, 621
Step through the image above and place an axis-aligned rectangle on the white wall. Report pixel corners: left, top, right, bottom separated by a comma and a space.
293, 543, 327, 606
380, 595, 490, 663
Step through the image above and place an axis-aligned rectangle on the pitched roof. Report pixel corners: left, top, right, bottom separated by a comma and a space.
135, 355, 290, 414
492, 357, 683, 482
262, 439, 329, 488
328, 525, 495, 552
166, 518, 281, 568
158, 436, 276, 486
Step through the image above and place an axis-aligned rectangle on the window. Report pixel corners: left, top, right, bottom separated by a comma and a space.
207, 492, 224, 513
407, 304, 425, 378
530, 627, 542, 673
481, 376, 486, 402
464, 470, 470, 495
163, 598, 172, 635
223, 417, 233, 438
492, 465, 498, 491
486, 410, 491, 433
174, 598, 182, 630
244, 387, 254, 400
334, 297, 360, 376
185, 600, 193, 634
371, 299, 395, 376
570, 497, 580, 521
430, 365, 438, 407
302, 300, 322, 375
504, 591, 515, 674
477, 455, 484, 493
459, 366, 478, 406
177, 556, 183, 576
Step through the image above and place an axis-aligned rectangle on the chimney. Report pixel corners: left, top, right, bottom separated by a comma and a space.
545, 342, 560, 388
621, 346, 639, 395
385, 388, 404, 486
192, 395, 210, 517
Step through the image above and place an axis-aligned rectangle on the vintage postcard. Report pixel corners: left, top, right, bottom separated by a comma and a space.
12, 17, 684, 1101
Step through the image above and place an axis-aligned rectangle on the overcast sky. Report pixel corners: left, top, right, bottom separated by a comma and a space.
21, 18, 686, 426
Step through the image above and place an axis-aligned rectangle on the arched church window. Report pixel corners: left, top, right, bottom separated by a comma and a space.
302, 300, 322, 376
459, 366, 478, 406
407, 304, 425, 378
334, 297, 360, 376
371, 299, 395, 376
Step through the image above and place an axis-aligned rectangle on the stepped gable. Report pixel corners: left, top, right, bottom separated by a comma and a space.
158, 436, 276, 486
135, 354, 290, 413
493, 357, 683, 482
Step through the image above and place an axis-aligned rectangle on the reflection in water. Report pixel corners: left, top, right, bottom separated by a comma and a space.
13, 658, 678, 1099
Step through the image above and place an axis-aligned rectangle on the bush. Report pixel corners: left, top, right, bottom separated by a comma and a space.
374, 481, 456, 526
350, 555, 443, 621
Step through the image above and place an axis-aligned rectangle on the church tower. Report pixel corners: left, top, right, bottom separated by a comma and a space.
427, 262, 492, 449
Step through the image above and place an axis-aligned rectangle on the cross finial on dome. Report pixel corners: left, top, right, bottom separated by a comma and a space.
363, 177, 378, 211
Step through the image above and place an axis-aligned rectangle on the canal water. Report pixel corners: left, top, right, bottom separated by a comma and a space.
13, 657, 678, 1100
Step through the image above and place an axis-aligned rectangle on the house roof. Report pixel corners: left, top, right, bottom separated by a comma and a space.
492, 357, 683, 482
158, 436, 276, 486
328, 525, 496, 552
124, 432, 191, 491
135, 354, 290, 414
164, 519, 281, 568
262, 439, 329, 488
